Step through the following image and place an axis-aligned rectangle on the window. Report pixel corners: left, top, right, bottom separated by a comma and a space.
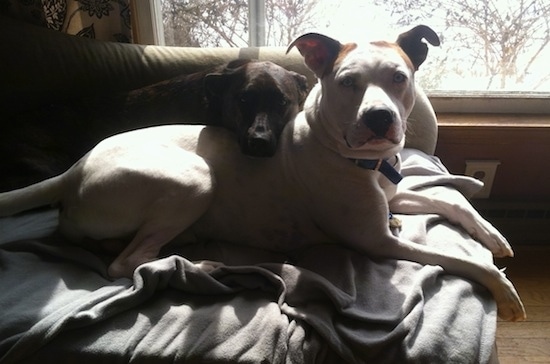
133, 0, 550, 113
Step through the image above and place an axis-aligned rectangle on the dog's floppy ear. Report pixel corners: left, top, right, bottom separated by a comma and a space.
290, 72, 309, 105
204, 64, 245, 98
396, 25, 440, 70
204, 59, 250, 97
286, 33, 343, 78
203, 73, 226, 98
224, 58, 253, 70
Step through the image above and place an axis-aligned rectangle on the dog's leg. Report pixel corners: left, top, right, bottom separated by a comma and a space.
321, 181, 524, 320
107, 191, 214, 278
107, 223, 190, 278
371, 233, 526, 321
107, 179, 214, 278
105, 152, 215, 279
390, 188, 513, 257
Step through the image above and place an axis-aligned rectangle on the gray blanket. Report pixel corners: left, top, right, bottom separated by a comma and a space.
0, 149, 498, 363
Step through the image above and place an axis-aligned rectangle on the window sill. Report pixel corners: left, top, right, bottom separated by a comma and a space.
428, 92, 550, 114
437, 113, 550, 128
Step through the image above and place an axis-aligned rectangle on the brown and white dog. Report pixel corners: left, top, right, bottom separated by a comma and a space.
0, 59, 308, 190
0, 25, 525, 321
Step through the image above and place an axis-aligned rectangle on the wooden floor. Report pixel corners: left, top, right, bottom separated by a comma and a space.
495, 245, 550, 363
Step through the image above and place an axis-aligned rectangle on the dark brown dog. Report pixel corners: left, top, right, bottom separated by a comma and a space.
0, 59, 308, 190
203, 60, 308, 157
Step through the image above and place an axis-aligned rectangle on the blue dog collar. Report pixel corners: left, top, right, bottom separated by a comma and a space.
350, 157, 403, 184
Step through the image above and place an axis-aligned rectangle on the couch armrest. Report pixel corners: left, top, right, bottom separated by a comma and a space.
0, 16, 314, 113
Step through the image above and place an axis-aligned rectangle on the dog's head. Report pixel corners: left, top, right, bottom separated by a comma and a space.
287, 25, 439, 160
204, 60, 308, 157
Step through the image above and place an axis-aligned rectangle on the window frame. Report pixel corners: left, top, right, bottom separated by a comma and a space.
131, 0, 165, 45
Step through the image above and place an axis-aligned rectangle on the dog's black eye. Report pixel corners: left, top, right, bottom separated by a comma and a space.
393, 72, 407, 83
240, 93, 251, 103
341, 76, 354, 88
279, 97, 288, 106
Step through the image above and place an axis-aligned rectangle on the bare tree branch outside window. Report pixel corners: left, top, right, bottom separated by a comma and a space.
161, 0, 550, 91
162, 0, 318, 48
373, 0, 550, 90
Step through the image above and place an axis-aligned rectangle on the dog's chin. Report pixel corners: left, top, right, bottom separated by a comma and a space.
240, 137, 278, 158
345, 134, 401, 150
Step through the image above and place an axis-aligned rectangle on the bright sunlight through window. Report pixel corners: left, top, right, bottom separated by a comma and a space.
158, 0, 550, 93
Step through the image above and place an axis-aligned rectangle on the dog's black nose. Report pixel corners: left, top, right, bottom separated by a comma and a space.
362, 108, 395, 137
242, 114, 277, 157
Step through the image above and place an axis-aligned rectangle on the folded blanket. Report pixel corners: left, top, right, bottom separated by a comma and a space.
0, 149, 498, 363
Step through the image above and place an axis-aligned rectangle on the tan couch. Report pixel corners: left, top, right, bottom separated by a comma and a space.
1, 15, 437, 155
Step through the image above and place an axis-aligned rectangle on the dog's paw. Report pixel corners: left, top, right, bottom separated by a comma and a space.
107, 261, 135, 279
469, 220, 514, 258
108, 256, 152, 279
494, 272, 526, 321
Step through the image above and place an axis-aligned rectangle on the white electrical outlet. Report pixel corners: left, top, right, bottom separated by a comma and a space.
464, 160, 501, 199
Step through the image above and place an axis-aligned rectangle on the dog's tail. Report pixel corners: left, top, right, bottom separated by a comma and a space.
0, 175, 64, 216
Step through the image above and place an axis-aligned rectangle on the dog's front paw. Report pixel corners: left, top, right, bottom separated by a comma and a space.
494, 272, 526, 321
107, 261, 135, 279
469, 220, 514, 258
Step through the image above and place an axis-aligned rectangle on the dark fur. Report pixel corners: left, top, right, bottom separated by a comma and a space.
0, 59, 308, 190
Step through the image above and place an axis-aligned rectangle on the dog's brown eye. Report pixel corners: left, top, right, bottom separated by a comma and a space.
393, 72, 407, 83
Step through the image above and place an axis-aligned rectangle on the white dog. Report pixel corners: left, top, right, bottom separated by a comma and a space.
0, 25, 525, 321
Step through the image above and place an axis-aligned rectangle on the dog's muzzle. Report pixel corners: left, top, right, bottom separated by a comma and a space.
242, 113, 278, 157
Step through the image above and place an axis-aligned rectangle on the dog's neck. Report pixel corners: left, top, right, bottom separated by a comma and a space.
349, 155, 403, 184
